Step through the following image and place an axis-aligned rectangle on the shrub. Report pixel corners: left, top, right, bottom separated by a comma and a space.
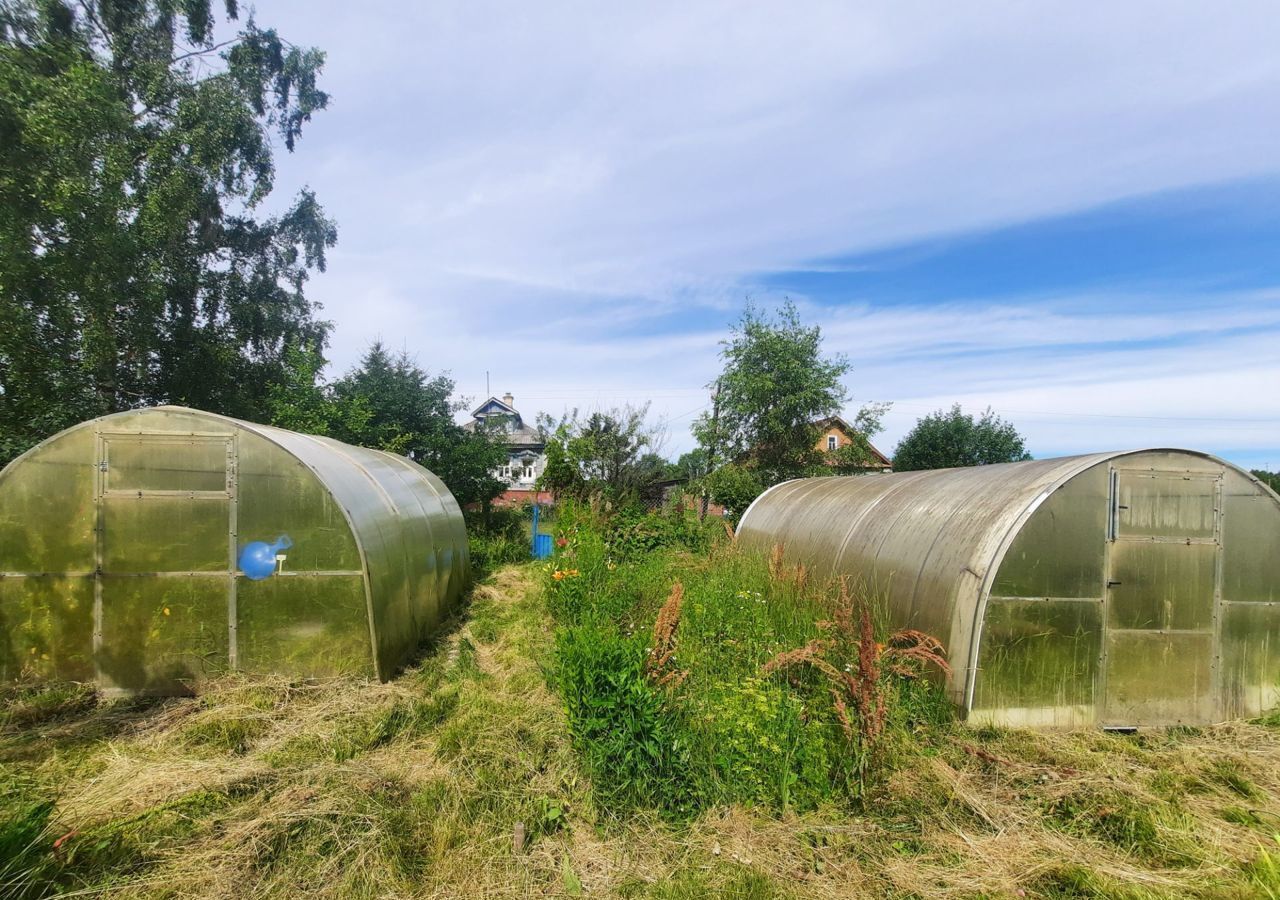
543, 504, 954, 817
603, 503, 713, 559
465, 504, 536, 576
554, 624, 693, 814
705, 464, 765, 523
467, 530, 528, 577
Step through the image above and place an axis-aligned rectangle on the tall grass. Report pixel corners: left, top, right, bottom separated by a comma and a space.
3, 557, 1280, 897
543, 502, 953, 817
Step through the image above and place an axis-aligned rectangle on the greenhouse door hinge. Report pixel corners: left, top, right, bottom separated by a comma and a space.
97, 461, 108, 472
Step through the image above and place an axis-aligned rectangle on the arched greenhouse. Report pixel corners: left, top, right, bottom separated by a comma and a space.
737, 449, 1280, 728
0, 406, 468, 693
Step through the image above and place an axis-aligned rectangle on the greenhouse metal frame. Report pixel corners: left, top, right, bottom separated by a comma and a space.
737, 449, 1280, 728
0, 406, 468, 693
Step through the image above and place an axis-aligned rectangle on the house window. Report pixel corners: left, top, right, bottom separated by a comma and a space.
827, 435, 838, 451
498, 465, 512, 479
521, 466, 535, 481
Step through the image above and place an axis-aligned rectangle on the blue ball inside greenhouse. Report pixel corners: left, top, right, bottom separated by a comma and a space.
238, 535, 293, 581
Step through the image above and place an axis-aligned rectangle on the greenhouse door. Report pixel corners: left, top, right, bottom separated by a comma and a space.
94, 432, 236, 691
1102, 468, 1220, 726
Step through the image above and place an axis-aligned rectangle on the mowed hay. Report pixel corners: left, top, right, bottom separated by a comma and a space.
3, 564, 1280, 899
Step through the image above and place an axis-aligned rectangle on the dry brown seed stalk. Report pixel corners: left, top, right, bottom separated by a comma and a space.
833, 577, 854, 639
791, 563, 808, 592
856, 601, 885, 744
761, 639, 830, 675
885, 629, 952, 677
646, 581, 688, 688
768, 543, 785, 579
830, 688, 854, 741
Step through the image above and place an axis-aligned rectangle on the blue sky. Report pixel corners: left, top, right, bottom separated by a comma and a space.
256, 1, 1280, 469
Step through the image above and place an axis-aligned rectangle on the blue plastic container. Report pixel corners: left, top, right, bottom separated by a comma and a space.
532, 532, 553, 560
238, 534, 293, 580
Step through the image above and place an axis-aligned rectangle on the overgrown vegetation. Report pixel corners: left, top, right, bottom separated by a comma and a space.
544, 502, 953, 818
466, 503, 537, 577
536, 404, 670, 505
4, 515, 1280, 897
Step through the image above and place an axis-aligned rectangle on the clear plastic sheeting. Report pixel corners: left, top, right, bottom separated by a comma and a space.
737, 449, 1280, 728
0, 406, 469, 693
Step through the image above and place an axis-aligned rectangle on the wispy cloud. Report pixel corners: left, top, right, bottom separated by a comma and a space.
252, 0, 1280, 468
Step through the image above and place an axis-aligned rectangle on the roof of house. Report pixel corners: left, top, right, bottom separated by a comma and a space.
465, 395, 545, 448
815, 416, 893, 467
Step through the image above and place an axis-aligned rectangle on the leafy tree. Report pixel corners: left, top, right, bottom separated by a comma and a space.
329, 343, 507, 509
695, 301, 852, 484
693, 300, 888, 511
538, 435, 581, 501
673, 448, 711, 481
704, 463, 764, 523
265, 340, 369, 438
536, 405, 665, 502
893, 405, 1031, 471
0, 0, 335, 466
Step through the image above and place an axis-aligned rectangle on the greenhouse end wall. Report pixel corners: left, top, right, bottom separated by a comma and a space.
0, 407, 468, 692
737, 450, 1280, 728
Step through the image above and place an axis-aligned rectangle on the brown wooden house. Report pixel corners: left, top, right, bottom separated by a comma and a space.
813, 416, 893, 471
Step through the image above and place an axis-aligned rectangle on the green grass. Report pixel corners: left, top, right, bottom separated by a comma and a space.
3, 510, 1280, 898
544, 502, 952, 816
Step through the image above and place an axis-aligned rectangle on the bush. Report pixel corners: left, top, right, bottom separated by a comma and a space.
705, 464, 765, 523
465, 504, 535, 576
602, 503, 714, 560
554, 624, 694, 814
541, 505, 955, 818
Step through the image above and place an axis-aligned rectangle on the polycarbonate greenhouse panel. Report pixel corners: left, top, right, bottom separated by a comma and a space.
972, 598, 1101, 728
1222, 602, 1280, 718
0, 406, 469, 692
236, 574, 371, 677
0, 576, 96, 682
1102, 630, 1214, 726
97, 576, 230, 692
234, 430, 363, 573
0, 423, 96, 574
991, 464, 1108, 600
1222, 491, 1280, 604
739, 449, 1280, 727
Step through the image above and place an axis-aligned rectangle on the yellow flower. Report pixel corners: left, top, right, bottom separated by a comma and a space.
163, 607, 171, 616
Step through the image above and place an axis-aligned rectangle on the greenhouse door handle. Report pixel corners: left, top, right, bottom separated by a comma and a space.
1107, 580, 1122, 588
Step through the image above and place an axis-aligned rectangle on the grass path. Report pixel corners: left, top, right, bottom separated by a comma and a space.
4, 565, 1280, 898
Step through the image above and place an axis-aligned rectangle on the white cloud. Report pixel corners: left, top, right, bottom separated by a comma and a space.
244, 0, 1280, 467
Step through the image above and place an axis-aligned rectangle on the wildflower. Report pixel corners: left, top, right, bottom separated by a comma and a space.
555, 537, 568, 548
163, 607, 171, 616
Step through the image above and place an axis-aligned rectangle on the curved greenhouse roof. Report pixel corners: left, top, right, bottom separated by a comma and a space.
738, 449, 1280, 728
0, 406, 468, 692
